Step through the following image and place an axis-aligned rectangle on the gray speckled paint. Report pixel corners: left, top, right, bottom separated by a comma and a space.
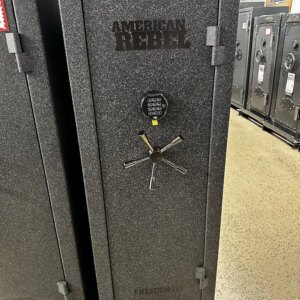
58, 0, 239, 299
0, 0, 84, 299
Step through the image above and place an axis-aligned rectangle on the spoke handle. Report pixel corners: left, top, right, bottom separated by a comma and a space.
139, 131, 154, 152
161, 136, 184, 152
162, 158, 187, 175
123, 156, 149, 169
149, 163, 157, 190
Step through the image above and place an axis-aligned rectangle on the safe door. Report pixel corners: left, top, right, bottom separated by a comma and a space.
59, 0, 239, 299
273, 19, 300, 133
232, 12, 251, 108
248, 16, 280, 117
0, 0, 84, 299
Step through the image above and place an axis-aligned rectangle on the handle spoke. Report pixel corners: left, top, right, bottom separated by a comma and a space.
161, 136, 184, 152
123, 156, 149, 169
149, 163, 157, 190
162, 158, 187, 175
139, 131, 154, 152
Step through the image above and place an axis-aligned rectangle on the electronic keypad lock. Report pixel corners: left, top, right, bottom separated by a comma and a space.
124, 131, 187, 190
141, 91, 168, 126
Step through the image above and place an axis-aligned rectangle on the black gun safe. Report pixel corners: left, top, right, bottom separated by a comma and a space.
0, 0, 97, 299
268, 13, 300, 146
59, 0, 239, 299
241, 14, 284, 123
231, 7, 288, 109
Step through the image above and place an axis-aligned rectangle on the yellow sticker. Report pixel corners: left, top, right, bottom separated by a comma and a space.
152, 119, 159, 126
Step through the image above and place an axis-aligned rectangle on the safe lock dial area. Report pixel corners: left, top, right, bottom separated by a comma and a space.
124, 92, 187, 190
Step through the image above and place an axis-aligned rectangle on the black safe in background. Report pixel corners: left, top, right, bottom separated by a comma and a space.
59, 0, 239, 299
268, 13, 300, 145
231, 7, 288, 109
245, 14, 284, 122
0, 0, 97, 299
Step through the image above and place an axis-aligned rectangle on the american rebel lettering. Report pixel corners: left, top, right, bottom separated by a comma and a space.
112, 19, 191, 51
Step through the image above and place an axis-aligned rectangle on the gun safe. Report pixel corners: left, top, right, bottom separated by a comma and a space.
270, 13, 300, 145
59, 0, 239, 299
243, 14, 283, 122
231, 7, 288, 109
0, 0, 97, 299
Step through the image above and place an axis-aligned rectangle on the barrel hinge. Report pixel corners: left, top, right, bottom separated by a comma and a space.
206, 26, 226, 66
196, 267, 209, 290
57, 281, 70, 299
5, 32, 33, 72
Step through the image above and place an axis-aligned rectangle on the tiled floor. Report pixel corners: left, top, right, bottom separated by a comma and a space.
215, 110, 300, 300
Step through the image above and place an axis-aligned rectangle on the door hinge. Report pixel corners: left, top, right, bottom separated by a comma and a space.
247, 20, 251, 32
294, 107, 300, 121
263, 93, 268, 106
206, 26, 226, 66
240, 89, 244, 101
196, 267, 209, 290
5, 32, 32, 73
57, 281, 70, 299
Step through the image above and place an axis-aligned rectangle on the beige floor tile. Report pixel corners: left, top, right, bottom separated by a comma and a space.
215, 109, 300, 300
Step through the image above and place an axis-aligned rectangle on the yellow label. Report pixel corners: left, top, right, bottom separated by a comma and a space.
152, 119, 159, 126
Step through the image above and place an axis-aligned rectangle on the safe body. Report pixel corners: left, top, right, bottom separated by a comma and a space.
59, 0, 239, 299
0, 0, 92, 299
245, 14, 283, 121
231, 7, 288, 109
271, 13, 300, 144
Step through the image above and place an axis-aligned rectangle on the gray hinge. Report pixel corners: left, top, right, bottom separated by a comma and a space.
57, 281, 70, 299
247, 20, 251, 32
196, 267, 209, 290
5, 32, 32, 73
206, 26, 226, 66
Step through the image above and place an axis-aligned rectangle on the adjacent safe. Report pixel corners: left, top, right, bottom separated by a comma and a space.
0, 0, 95, 299
59, 0, 239, 299
271, 13, 300, 145
244, 14, 283, 122
231, 7, 288, 109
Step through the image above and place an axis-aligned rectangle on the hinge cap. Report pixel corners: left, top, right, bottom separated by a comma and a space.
5, 33, 33, 73
206, 26, 226, 66
206, 26, 220, 46
211, 46, 226, 66
57, 281, 69, 296
196, 267, 209, 290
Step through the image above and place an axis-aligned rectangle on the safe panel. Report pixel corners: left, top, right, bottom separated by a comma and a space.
248, 15, 281, 118
0, 1, 65, 298
232, 12, 251, 108
0, 0, 87, 299
273, 17, 300, 133
59, 0, 239, 299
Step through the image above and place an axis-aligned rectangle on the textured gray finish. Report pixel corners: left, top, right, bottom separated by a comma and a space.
57, 0, 114, 299
0, 0, 85, 299
59, 0, 239, 299
203, 1, 239, 299
0, 1, 65, 298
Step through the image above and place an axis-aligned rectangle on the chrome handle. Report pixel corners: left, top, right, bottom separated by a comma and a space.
161, 136, 184, 152
124, 156, 150, 169
162, 158, 187, 175
124, 132, 187, 190
139, 131, 154, 152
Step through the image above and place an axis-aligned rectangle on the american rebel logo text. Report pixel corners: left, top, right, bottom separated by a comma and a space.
112, 19, 191, 51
